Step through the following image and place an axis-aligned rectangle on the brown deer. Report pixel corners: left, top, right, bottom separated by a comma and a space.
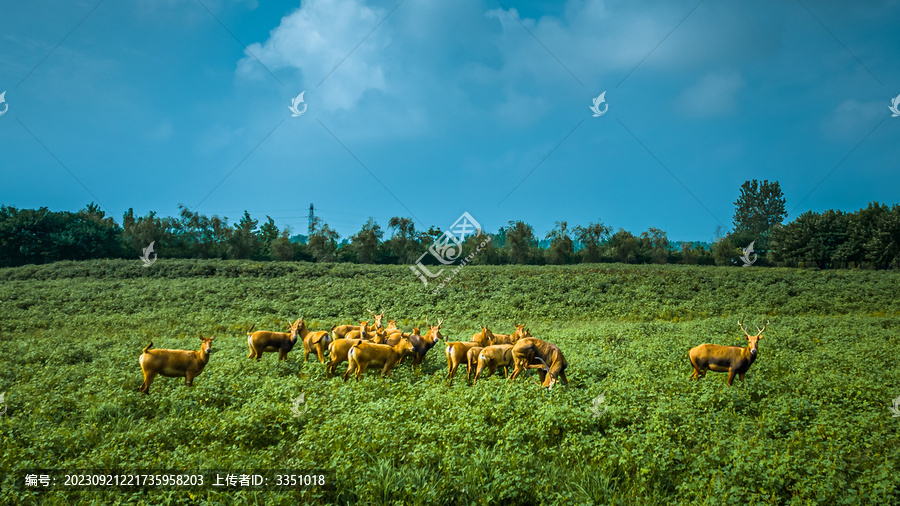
139, 337, 215, 395
247, 318, 301, 361
446, 340, 482, 385
343, 339, 416, 381
299, 319, 332, 363
325, 338, 363, 378
689, 317, 768, 386
491, 324, 531, 345
466, 346, 485, 381
509, 337, 568, 388
470, 326, 496, 347
473, 344, 514, 384
332, 310, 384, 340
403, 320, 444, 367
344, 320, 371, 340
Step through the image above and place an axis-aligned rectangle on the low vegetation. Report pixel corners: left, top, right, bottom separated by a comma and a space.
1, 259, 899, 504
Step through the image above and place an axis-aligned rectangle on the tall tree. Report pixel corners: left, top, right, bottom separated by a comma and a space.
307, 215, 339, 262
227, 211, 258, 260
574, 221, 612, 263
641, 227, 669, 264
504, 221, 537, 264
351, 218, 384, 263
732, 179, 786, 250
608, 229, 639, 264
546, 221, 575, 265
387, 216, 421, 264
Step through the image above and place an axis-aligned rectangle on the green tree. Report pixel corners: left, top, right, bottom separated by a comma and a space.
386, 216, 421, 264
351, 218, 384, 264
641, 227, 669, 264
574, 221, 611, 263
546, 221, 575, 265
227, 211, 259, 260
307, 216, 339, 262
732, 179, 786, 251
608, 229, 639, 264
504, 221, 537, 264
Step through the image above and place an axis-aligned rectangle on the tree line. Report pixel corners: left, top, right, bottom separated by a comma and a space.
1, 180, 898, 269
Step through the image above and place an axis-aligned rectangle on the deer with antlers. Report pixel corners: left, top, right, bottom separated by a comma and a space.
689, 316, 769, 386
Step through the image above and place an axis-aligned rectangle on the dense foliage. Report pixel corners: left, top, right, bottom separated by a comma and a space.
3, 186, 898, 269
1, 260, 899, 504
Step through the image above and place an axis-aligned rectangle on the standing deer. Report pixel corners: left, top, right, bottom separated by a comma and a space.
247, 318, 301, 361
299, 319, 332, 363
139, 337, 215, 395
332, 310, 384, 340
404, 319, 444, 367
470, 326, 496, 347
689, 317, 768, 386
508, 337, 568, 388
491, 324, 531, 345
473, 344, 514, 384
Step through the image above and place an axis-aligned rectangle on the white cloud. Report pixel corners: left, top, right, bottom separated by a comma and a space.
676, 70, 744, 117
237, 0, 389, 111
821, 99, 884, 141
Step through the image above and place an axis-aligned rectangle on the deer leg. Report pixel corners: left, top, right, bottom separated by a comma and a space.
140, 371, 157, 395
342, 362, 354, 382
739, 373, 746, 382
356, 362, 369, 381
185, 373, 194, 386
727, 370, 736, 386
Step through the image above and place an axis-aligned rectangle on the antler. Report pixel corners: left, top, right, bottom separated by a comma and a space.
437, 317, 444, 327
366, 308, 376, 317
755, 320, 770, 336
737, 315, 751, 337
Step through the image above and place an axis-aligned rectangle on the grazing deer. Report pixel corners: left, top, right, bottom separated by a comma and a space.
509, 337, 568, 388
491, 324, 531, 345
343, 339, 416, 381
473, 344, 514, 384
247, 318, 301, 361
689, 317, 768, 386
139, 337, 215, 395
332, 310, 384, 340
299, 319, 332, 363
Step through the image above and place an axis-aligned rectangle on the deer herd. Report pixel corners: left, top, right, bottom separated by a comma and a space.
138, 309, 769, 395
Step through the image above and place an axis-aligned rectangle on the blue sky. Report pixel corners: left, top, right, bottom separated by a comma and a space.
1, 0, 898, 242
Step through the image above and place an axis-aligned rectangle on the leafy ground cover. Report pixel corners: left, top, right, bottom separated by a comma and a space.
1, 260, 899, 504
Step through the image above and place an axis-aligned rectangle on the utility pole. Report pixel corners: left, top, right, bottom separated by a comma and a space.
307, 203, 315, 236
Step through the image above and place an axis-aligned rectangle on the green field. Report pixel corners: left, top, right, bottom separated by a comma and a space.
1, 260, 899, 504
